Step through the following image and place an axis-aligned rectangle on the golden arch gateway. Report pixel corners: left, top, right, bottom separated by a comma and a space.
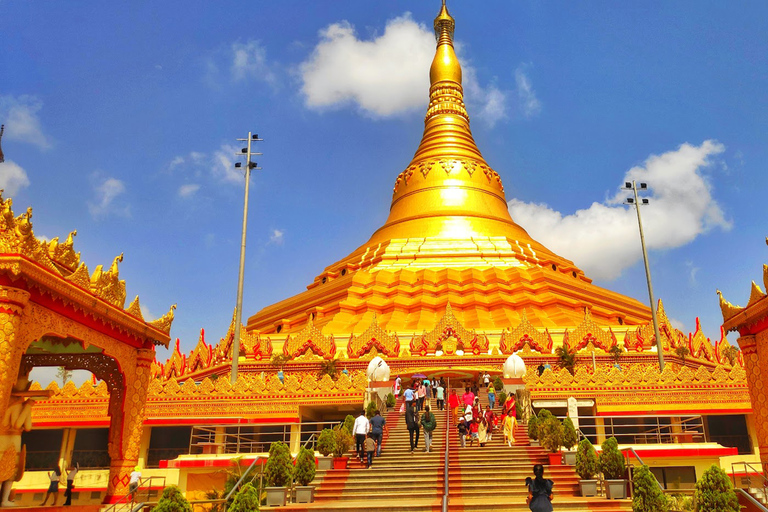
0, 193, 173, 504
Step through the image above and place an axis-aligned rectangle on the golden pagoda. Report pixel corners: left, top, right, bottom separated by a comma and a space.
247, 1, 651, 337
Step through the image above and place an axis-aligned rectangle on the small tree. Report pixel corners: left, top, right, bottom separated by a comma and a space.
228, 483, 260, 512
675, 345, 690, 364
562, 417, 578, 451
342, 415, 355, 435
55, 367, 73, 387
318, 359, 339, 379
264, 441, 293, 488
152, 486, 192, 512
608, 345, 623, 366
632, 464, 667, 512
493, 376, 504, 391
497, 391, 507, 409
723, 345, 739, 366
270, 353, 290, 370
556, 345, 578, 375
539, 415, 564, 454
575, 439, 598, 480
385, 393, 396, 408
598, 437, 626, 480
693, 464, 739, 512
332, 426, 352, 458
527, 415, 540, 441
294, 446, 316, 486
317, 428, 335, 457
365, 401, 377, 419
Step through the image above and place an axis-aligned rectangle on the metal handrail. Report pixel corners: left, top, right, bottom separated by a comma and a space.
441, 378, 450, 512
104, 476, 166, 512
620, 447, 664, 493
222, 457, 261, 509
731, 461, 768, 491
737, 488, 768, 512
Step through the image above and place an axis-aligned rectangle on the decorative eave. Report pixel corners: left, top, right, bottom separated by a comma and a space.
563, 307, 618, 352
347, 313, 399, 359
720, 243, 768, 336
410, 302, 488, 356
283, 316, 335, 360
499, 310, 553, 354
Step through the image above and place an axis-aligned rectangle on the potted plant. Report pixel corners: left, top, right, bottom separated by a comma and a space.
575, 439, 598, 497
561, 417, 579, 465
152, 485, 192, 512
227, 482, 259, 512
527, 415, 540, 446
385, 392, 396, 410
316, 428, 335, 470
493, 375, 504, 391
693, 464, 739, 512
294, 446, 317, 503
342, 415, 355, 435
264, 441, 293, 506
539, 413, 564, 465
497, 391, 507, 410
632, 464, 667, 512
332, 426, 352, 470
365, 400, 377, 419
598, 437, 627, 499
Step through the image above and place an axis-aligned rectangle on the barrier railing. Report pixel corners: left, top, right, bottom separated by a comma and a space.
441, 378, 450, 512
104, 475, 166, 512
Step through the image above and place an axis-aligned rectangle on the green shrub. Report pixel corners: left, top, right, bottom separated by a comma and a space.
365, 401, 377, 419
536, 409, 553, 441
152, 486, 192, 512
493, 376, 504, 391
575, 439, 598, 480
317, 428, 335, 457
598, 437, 625, 480
667, 494, 694, 512
632, 464, 667, 512
497, 391, 507, 408
228, 483, 259, 512
332, 426, 353, 458
294, 446, 316, 486
385, 393, 396, 408
693, 464, 739, 512
539, 415, 564, 454
342, 415, 355, 435
562, 417, 578, 450
527, 415, 539, 441
264, 441, 293, 488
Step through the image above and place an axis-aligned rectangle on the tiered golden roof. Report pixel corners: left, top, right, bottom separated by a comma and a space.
247, 2, 651, 337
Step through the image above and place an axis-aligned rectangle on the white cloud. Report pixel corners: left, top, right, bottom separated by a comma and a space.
178, 183, 200, 198
0, 95, 51, 149
300, 15, 433, 116
685, 261, 700, 286
88, 175, 129, 218
212, 144, 245, 184
515, 66, 541, 118
508, 141, 730, 280
463, 67, 507, 127
0, 160, 31, 195
231, 40, 277, 84
140, 304, 157, 321
668, 317, 687, 332
269, 229, 284, 246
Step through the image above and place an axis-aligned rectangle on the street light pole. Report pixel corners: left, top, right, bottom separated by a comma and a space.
231, 132, 262, 384
626, 180, 664, 371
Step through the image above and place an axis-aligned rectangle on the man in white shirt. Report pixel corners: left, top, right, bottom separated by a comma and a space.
352, 412, 370, 463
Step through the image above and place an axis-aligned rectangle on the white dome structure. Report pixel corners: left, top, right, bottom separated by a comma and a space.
503, 353, 526, 379
366, 356, 391, 382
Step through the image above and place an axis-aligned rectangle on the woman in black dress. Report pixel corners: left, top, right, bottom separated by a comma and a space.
526, 464, 554, 511
40, 465, 62, 506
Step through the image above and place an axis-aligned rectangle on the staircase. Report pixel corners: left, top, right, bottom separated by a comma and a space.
273, 388, 631, 511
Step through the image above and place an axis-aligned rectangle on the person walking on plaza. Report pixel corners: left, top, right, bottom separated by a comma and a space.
484, 406, 496, 441
526, 464, 554, 511
487, 381, 496, 409
468, 416, 479, 447
420, 405, 437, 453
404, 382, 416, 409
40, 465, 62, 506
364, 433, 376, 468
369, 409, 387, 457
435, 381, 445, 411
478, 416, 488, 447
353, 411, 370, 463
448, 389, 460, 425
128, 466, 141, 500
393, 375, 401, 396
457, 417, 468, 448
406, 401, 420, 452
483, 371, 491, 387
503, 409, 517, 447
63, 462, 79, 506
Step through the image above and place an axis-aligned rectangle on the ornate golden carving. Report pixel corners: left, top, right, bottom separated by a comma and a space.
564, 308, 617, 352
283, 316, 335, 360
689, 318, 716, 362
410, 303, 487, 355
347, 314, 400, 358
187, 329, 212, 373
65, 262, 91, 290
149, 304, 176, 335
89, 253, 127, 308
718, 290, 744, 324
748, 281, 766, 307
163, 339, 186, 379
47, 230, 80, 272
125, 296, 144, 320
500, 311, 553, 354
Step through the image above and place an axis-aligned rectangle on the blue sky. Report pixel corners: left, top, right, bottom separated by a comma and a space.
2, 1, 767, 367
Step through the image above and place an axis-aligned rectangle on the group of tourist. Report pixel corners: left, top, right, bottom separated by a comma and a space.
394, 375, 446, 411
352, 409, 387, 468
40, 462, 79, 506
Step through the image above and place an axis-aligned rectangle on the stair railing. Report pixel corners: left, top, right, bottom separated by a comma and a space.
731, 461, 768, 502
737, 488, 768, 512
441, 377, 450, 512
222, 456, 262, 510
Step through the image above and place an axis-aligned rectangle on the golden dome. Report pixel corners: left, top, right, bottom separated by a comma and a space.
246, 2, 651, 336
